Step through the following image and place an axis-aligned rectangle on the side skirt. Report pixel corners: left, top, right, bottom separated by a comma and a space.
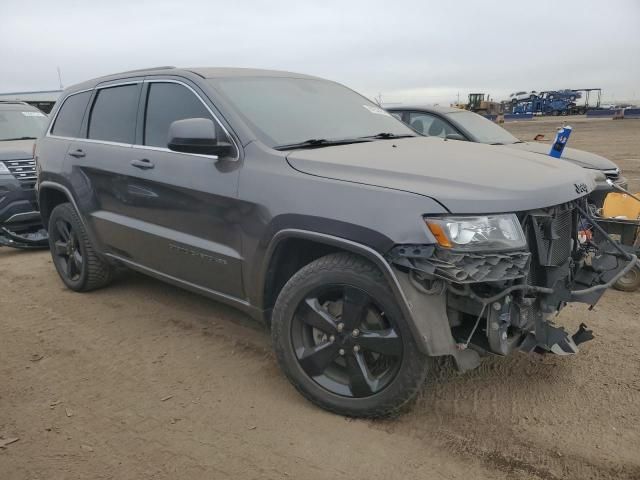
105, 253, 265, 323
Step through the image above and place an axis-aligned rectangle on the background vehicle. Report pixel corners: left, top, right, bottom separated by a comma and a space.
509, 90, 538, 102
386, 104, 627, 206
594, 188, 640, 292
466, 93, 502, 115
508, 89, 599, 116
0, 101, 49, 248
36, 67, 636, 417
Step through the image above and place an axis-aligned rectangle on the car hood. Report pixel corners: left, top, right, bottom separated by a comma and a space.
505, 142, 618, 171
0, 139, 35, 161
286, 137, 597, 214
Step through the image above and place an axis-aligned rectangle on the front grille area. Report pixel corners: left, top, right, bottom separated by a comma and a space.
526, 203, 576, 268
1, 159, 37, 189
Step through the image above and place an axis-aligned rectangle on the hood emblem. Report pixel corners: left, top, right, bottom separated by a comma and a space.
574, 183, 589, 194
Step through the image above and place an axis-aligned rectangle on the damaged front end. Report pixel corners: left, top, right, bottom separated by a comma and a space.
387, 199, 638, 371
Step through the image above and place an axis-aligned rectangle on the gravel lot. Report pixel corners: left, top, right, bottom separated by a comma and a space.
1, 117, 639, 479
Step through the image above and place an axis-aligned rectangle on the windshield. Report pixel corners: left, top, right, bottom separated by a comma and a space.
446, 110, 520, 145
0, 108, 48, 141
209, 77, 414, 148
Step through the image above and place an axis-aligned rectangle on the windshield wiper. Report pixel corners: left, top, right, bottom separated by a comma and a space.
274, 138, 371, 151
361, 132, 415, 140
0, 136, 37, 141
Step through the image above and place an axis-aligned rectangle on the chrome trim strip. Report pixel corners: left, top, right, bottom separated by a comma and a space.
80, 138, 133, 148
96, 80, 143, 89
5, 211, 40, 223
133, 144, 219, 160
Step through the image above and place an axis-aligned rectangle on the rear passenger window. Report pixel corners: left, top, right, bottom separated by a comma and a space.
51, 91, 91, 138
144, 82, 224, 148
88, 84, 139, 144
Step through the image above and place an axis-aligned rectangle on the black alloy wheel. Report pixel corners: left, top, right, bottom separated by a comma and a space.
291, 285, 402, 398
47, 203, 113, 292
51, 217, 84, 282
271, 253, 431, 417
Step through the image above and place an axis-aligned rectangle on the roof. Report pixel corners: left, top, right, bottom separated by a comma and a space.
384, 104, 464, 114
187, 67, 321, 80
60, 66, 325, 97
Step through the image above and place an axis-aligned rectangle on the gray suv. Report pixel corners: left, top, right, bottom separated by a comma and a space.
35, 67, 637, 417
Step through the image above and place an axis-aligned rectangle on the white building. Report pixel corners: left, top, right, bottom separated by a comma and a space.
0, 90, 62, 113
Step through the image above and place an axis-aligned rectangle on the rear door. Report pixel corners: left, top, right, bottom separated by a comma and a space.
69, 79, 144, 259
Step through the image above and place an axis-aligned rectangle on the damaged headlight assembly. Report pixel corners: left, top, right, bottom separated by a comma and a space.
424, 214, 526, 251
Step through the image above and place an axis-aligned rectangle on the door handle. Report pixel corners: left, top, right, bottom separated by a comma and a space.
68, 149, 86, 158
130, 158, 155, 170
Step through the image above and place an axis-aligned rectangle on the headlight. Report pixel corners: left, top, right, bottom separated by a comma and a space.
0, 162, 10, 175
424, 214, 526, 251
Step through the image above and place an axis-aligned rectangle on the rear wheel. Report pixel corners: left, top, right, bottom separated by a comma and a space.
614, 264, 640, 292
271, 253, 430, 417
48, 203, 113, 292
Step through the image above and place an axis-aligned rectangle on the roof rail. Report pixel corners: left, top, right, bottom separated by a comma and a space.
117, 66, 176, 75
0, 100, 31, 105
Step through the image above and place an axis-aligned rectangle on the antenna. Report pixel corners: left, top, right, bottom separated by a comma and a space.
57, 67, 64, 90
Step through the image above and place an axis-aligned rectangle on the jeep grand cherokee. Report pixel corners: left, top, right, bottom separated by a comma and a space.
35, 67, 638, 417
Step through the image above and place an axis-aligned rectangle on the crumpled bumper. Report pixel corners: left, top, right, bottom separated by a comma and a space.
0, 177, 47, 248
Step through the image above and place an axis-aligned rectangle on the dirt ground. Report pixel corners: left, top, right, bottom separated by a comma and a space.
1, 117, 639, 480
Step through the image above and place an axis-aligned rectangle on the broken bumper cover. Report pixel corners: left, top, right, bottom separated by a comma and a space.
386, 201, 639, 370
0, 179, 48, 248
389, 245, 531, 283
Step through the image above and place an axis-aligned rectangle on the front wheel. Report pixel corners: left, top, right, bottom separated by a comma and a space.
271, 253, 431, 417
48, 203, 113, 292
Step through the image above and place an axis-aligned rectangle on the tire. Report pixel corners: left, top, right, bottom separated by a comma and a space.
271, 252, 430, 417
613, 264, 640, 292
48, 202, 113, 292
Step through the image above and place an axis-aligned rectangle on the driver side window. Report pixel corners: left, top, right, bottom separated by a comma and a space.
143, 82, 230, 150
408, 112, 456, 138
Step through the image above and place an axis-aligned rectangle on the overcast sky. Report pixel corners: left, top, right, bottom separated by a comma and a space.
2, 0, 639, 104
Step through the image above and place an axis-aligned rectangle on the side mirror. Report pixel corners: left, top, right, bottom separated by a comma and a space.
445, 133, 466, 141
168, 118, 233, 157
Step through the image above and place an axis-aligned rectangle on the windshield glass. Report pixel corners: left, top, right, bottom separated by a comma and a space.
447, 110, 520, 145
0, 108, 48, 141
210, 77, 414, 148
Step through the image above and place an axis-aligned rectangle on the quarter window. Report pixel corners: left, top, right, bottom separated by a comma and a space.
51, 91, 91, 138
143, 82, 225, 148
88, 84, 140, 144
